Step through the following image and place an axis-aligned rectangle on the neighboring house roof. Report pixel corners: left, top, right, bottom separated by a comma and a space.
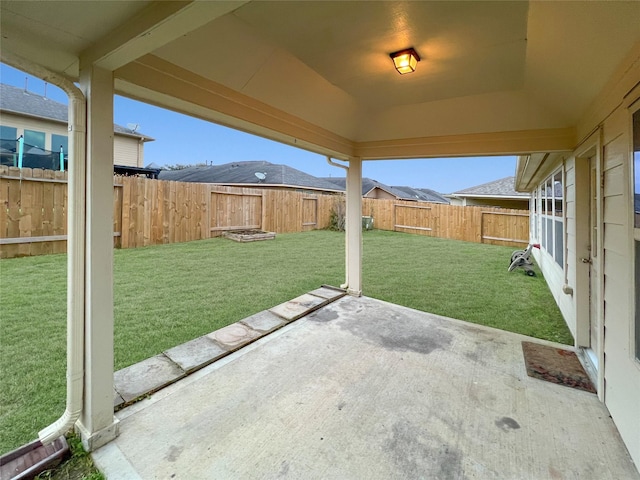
451, 176, 529, 199
322, 177, 449, 203
159, 161, 344, 193
114, 165, 161, 179
322, 177, 398, 197
392, 186, 450, 204
0, 83, 154, 141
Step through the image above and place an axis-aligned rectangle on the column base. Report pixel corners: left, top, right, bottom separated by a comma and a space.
75, 417, 119, 452
347, 288, 362, 297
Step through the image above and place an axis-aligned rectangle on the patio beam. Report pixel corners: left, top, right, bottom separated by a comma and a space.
114, 55, 355, 160
75, 64, 119, 451
354, 127, 576, 160
81, 1, 247, 72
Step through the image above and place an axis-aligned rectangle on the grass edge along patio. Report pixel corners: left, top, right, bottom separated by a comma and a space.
0, 230, 571, 455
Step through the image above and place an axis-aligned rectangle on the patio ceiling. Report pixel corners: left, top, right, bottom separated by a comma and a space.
2, 1, 639, 159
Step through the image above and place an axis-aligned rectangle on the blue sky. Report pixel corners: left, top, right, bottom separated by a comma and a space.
1, 63, 516, 193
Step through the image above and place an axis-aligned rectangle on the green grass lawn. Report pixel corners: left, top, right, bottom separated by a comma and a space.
0, 229, 571, 454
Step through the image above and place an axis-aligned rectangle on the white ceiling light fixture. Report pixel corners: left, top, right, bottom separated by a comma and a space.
389, 47, 420, 75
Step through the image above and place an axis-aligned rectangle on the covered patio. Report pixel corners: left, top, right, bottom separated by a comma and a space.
1, 1, 639, 476
93, 295, 638, 479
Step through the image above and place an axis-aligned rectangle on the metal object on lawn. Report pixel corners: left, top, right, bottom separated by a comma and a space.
0, 436, 69, 480
508, 243, 540, 276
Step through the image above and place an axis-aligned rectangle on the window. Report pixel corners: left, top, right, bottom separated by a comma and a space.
51, 134, 68, 154
545, 178, 554, 259
553, 172, 564, 266
633, 108, 640, 361
0, 125, 17, 152
534, 169, 564, 267
531, 190, 538, 241
24, 129, 45, 150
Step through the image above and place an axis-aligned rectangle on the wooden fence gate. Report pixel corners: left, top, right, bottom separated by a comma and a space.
302, 197, 318, 229
210, 190, 263, 235
394, 204, 432, 233
480, 211, 530, 245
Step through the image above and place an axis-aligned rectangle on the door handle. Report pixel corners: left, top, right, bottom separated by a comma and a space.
580, 257, 592, 264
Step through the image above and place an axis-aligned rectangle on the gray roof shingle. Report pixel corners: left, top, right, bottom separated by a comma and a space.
159, 161, 344, 192
452, 176, 528, 197
0, 83, 153, 140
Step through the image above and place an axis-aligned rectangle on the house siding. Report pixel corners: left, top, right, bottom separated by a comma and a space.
1, 111, 145, 167
528, 68, 640, 466
601, 120, 639, 464
460, 197, 529, 210
0, 112, 68, 150
364, 188, 396, 200
114, 136, 142, 167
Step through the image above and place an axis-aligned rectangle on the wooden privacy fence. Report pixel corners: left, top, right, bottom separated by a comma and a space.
0, 166, 529, 258
0, 167, 337, 257
362, 198, 529, 247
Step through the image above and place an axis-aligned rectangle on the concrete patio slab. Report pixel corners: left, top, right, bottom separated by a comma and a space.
207, 322, 261, 349
114, 355, 184, 403
269, 293, 326, 321
164, 336, 227, 373
240, 310, 286, 333
95, 296, 639, 479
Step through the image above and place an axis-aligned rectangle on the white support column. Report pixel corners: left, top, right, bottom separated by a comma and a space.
76, 64, 118, 451
345, 157, 362, 296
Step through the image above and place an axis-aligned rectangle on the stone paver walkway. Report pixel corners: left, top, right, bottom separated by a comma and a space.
113, 286, 346, 408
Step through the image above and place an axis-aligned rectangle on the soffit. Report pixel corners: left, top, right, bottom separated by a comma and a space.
149, 1, 640, 144
524, 1, 640, 124
2, 1, 639, 157
0, 0, 152, 75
